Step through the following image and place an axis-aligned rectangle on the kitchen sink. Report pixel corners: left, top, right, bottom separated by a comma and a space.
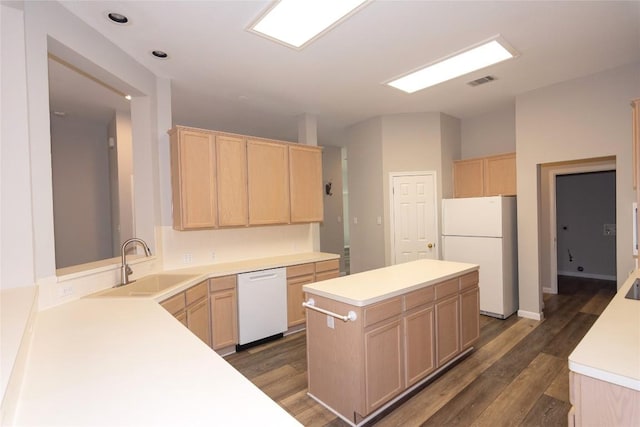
625, 279, 640, 300
91, 273, 200, 297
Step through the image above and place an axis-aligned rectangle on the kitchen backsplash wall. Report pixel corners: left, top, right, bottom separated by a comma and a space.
160, 224, 315, 270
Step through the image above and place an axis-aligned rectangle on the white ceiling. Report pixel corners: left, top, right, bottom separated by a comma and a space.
57, 0, 640, 145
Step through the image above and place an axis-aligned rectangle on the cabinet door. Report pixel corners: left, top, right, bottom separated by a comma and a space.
210, 289, 238, 349
186, 297, 211, 347
170, 128, 217, 229
460, 287, 480, 350
484, 153, 516, 196
289, 145, 323, 223
453, 158, 484, 198
435, 295, 460, 366
247, 139, 290, 225
633, 99, 640, 190
364, 319, 404, 414
287, 275, 314, 327
404, 305, 435, 387
216, 134, 248, 227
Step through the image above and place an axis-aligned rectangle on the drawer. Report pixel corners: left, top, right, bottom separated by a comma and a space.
460, 271, 479, 290
315, 270, 339, 282
209, 275, 236, 292
435, 278, 459, 300
161, 292, 185, 315
315, 259, 339, 273
287, 263, 315, 278
364, 297, 402, 328
186, 281, 208, 305
405, 286, 435, 311
287, 275, 315, 286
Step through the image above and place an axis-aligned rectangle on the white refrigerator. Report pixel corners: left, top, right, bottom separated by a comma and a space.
442, 196, 518, 319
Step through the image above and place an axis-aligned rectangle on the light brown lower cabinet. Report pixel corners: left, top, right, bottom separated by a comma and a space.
286, 258, 340, 327
161, 280, 211, 347
209, 275, 238, 350
569, 372, 640, 426
306, 270, 479, 422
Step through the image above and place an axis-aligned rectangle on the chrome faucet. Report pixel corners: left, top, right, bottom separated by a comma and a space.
118, 238, 152, 287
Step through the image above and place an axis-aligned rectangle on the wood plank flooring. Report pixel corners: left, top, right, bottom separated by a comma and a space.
225, 276, 616, 426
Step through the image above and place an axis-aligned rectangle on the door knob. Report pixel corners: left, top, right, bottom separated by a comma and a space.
427, 243, 434, 249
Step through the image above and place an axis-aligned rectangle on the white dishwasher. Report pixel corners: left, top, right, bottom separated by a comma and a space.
237, 267, 287, 350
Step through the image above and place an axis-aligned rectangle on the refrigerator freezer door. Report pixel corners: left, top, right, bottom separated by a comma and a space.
442, 235, 505, 317
442, 196, 503, 237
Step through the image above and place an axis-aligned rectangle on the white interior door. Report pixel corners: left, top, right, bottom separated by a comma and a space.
391, 173, 438, 264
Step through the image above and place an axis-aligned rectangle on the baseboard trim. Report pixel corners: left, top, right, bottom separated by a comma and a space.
558, 271, 616, 281
517, 310, 543, 321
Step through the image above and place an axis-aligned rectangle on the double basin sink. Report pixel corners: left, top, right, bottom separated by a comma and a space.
90, 274, 200, 298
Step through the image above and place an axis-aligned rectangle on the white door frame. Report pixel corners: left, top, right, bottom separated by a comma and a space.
389, 171, 439, 264
545, 160, 616, 294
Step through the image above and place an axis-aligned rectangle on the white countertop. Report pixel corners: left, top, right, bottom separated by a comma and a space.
303, 259, 479, 306
568, 270, 640, 391
88, 251, 339, 302
8, 252, 342, 426
13, 298, 301, 426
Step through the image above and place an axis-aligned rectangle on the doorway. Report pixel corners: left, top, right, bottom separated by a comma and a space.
389, 171, 438, 264
540, 157, 616, 294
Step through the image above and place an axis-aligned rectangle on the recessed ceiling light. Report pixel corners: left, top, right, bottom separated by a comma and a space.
387, 37, 517, 94
152, 50, 168, 59
249, 0, 368, 49
124, 95, 132, 101
107, 12, 129, 25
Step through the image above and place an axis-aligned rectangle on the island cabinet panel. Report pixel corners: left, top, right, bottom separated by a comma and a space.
209, 275, 238, 350
247, 139, 290, 225
364, 319, 404, 412
404, 305, 435, 387
305, 267, 479, 423
459, 272, 480, 350
170, 128, 217, 229
216, 134, 248, 227
289, 145, 324, 223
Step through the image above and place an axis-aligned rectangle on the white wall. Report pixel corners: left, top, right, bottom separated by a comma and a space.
347, 113, 461, 272
346, 117, 385, 273
319, 146, 346, 272
461, 103, 515, 158
556, 171, 616, 280
1, 3, 34, 290
50, 114, 113, 268
515, 62, 640, 319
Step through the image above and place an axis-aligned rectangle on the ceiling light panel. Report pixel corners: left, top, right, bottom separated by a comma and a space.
387, 38, 517, 94
249, 0, 368, 49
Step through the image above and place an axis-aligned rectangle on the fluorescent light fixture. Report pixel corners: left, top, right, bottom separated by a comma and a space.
387, 38, 517, 94
249, 0, 368, 49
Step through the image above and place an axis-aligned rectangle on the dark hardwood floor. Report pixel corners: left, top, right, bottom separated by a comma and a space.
225, 276, 616, 426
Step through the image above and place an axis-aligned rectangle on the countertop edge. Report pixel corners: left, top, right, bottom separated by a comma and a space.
568, 360, 640, 391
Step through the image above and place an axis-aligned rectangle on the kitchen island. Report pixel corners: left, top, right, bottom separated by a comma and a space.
303, 259, 479, 426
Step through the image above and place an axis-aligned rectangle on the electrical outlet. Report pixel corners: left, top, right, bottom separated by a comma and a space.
326, 315, 335, 329
183, 253, 193, 264
58, 285, 74, 298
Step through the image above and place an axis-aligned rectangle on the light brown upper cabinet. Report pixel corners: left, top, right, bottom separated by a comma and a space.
169, 126, 324, 229
247, 139, 291, 225
453, 152, 516, 198
216, 134, 248, 227
169, 127, 217, 229
289, 145, 323, 223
